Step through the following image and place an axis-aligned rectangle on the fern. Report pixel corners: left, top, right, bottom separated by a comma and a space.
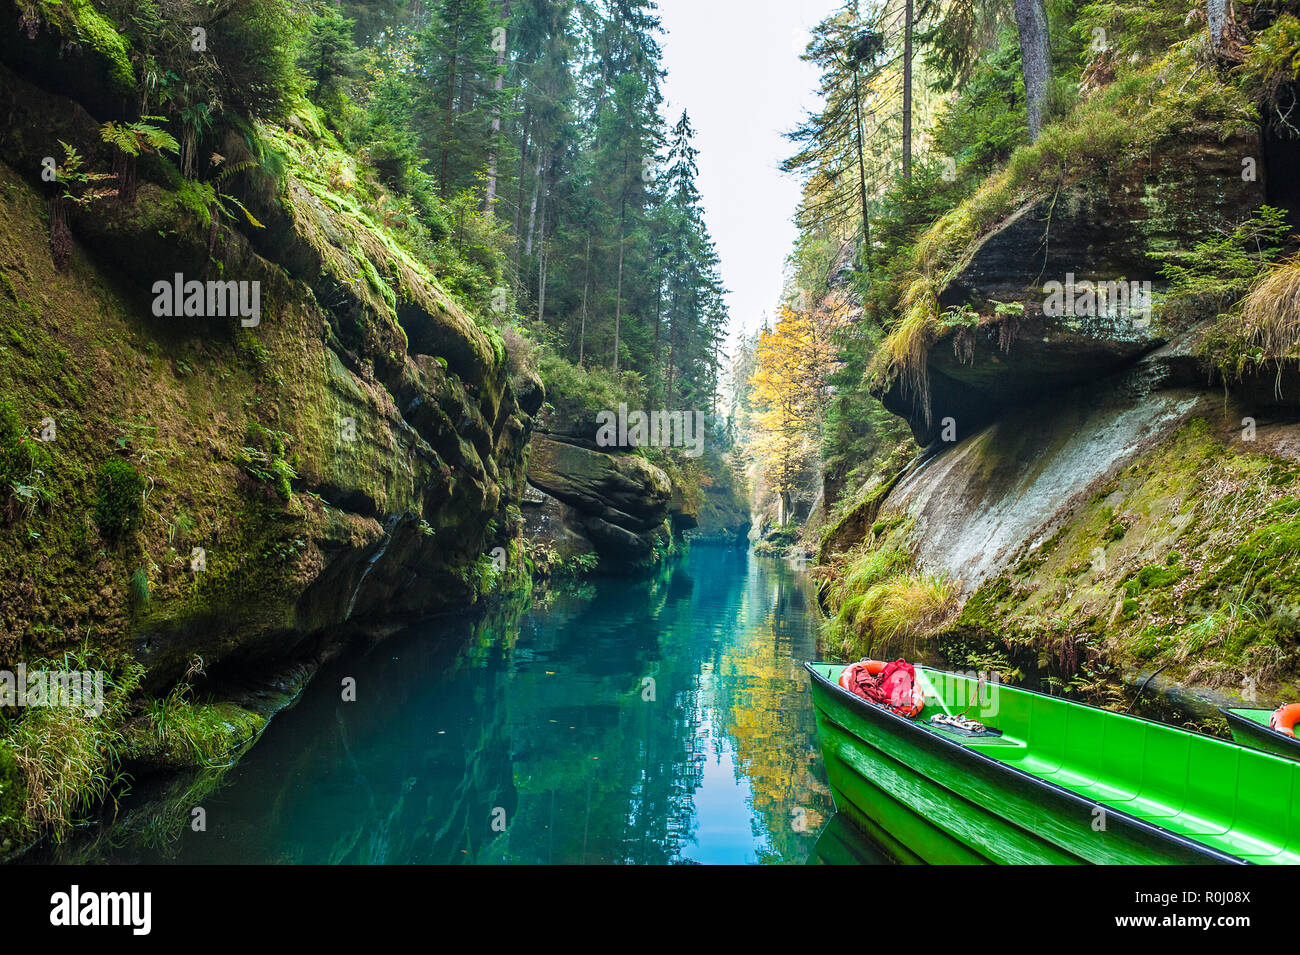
53, 141, 115, 204
214, 193, 265, 230
99, 118, 179, 157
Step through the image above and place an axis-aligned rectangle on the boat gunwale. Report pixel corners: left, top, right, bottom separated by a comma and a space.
804, 662, 1248, 865
1219, 706, 1300, 755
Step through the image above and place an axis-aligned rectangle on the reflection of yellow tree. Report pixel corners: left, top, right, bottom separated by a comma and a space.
748, 306, 835, 524
719, 580, 830, 861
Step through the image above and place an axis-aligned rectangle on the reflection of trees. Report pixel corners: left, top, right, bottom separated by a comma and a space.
493, 547, 834, 865
257, 592, 530, 864
58, 547, 838, 865
490, 559, 708, 863
715, 559, 832, 863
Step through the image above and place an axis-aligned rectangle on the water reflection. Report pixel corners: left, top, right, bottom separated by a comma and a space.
41, 546, 880, 865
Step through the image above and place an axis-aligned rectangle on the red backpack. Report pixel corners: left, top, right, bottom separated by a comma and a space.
838, 659, 925, 717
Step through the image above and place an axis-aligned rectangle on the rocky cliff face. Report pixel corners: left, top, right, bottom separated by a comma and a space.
0, 51, 532, 688
520, 401, 678, 571
834, 123, 1300, 702
878, 132, 1266, 446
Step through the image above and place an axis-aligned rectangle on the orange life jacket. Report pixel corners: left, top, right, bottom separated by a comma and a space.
838, 659, 925, 718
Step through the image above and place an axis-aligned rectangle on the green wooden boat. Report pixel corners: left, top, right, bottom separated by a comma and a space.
1221, 706, 1300, 762
806, 662, 1300, 864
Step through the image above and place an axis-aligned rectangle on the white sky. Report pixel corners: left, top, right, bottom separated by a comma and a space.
656, 0, 844, 351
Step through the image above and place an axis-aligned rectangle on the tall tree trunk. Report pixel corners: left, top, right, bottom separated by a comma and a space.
536, 161, 550, 324
537, 240, 548, 325
666, 287, 678, 407
525, 147, 543, 257
513, 108, 532, 269
1014, 0, 1051, 142
613, 234, 624, 373
440, 50, 458, 197
483, 92, 504, 211
578, 234, 591, 367
851, 70, 871, 271
652, 259, 663, 405
1207, 0, 1227, 51
613, 165, 626, 373
484, 3, 510, 214
710, 340, 720, 415
902, 0, 913, 181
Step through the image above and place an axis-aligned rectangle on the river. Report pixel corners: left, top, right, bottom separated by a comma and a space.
43, 545, 891, 865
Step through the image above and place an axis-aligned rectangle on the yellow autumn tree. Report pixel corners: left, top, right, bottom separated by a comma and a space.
748, 304, 834, 524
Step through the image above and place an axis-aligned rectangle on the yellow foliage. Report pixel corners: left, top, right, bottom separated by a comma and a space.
748, 306, 835, 502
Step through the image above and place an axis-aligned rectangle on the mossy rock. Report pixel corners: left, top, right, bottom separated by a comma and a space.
0, 743, 26, 848
123, 699, 267, 773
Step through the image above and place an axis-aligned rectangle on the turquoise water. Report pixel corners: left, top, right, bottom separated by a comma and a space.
58, 546, 885, 864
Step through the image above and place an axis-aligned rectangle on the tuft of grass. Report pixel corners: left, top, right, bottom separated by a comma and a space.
129, 568, 150, 610
169, 506, 194, 544
94, 458, 144, 539
3, 647, 143, 841
848, 574, 961, 653
840, 545, 910, 598
1223, 254, 1300, 394
872, 276, 939, 421
827, 544, 960, 657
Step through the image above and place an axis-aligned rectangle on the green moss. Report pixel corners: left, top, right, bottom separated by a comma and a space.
39, 0, 135, 95
1123, 563, 1186, 597
236, 424, 297, 501
817, 472, 905, 562
0, 397, 53, 506
954, 578, 1013, 633
1130, 623, 1165, 658
1206, 515, 1300, 605
354, 247, 398, 313
125, 698, 266, 771
94, 458, 144, 538
940, 416, 1300, 689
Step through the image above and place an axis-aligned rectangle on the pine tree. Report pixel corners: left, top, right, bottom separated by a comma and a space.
301, 7, 360, 111
418, 0, 503, 198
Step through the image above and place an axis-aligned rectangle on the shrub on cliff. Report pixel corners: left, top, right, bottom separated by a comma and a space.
536, 353, 641, 428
